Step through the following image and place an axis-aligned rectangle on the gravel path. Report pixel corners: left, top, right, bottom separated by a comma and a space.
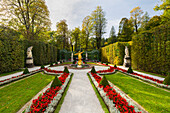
50, 66, 109, 113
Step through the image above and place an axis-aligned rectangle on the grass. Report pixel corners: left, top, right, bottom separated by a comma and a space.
87, 73, 109, 113
0, 69, 24, 77
134, 69, 166, 78
0, 73, 54, 113
87, 62, 97, 64
54, 74, 73, 113
105, 72, 170, 113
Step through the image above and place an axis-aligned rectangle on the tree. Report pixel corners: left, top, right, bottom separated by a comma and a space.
144, 16, 162, 30
108, 26, 117, 44
130, 7, 143, 33
82, 16, 92, 51
140, 12, 150, 30
118, 18, 134, 41
56, 19, 69, 50
154, 0, 170, 22
91, 6, 107, 49
71, 27, 81, 51
0, 0, 51, 40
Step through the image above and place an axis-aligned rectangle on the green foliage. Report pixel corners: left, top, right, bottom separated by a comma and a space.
51, 76, 62, 88
91, 66, 96, 73
23, 68, 29, 74
73, 60, 76, 64
131, 23, 169, 75
63, 66, 69, 73
127, 66, 133, 73
114, 64, 117, 68
41, 65, 45, 69
99, 75, 110, 87
163, 75, 170, 85
101, 41, 131, 65
50, 63, 53, 66
55, 62, 58, 65
106, 62, 108, 65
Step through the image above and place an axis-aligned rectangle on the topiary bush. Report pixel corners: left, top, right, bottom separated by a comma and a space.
73, 60, 76, 64
163, 75, 170, 85
91, 66, 96, 73
41, 65, 45, 69
51, 76, 62, 88
106, 62, 108, 65
50, 63, 53, 66
101, 61, 103, 64
63, 66, 69, 73
23, 67, 30, 74
127, 66, 133, 73
55, 62, 58, 65
114, 64, 117, 68
100, 75, 110, 88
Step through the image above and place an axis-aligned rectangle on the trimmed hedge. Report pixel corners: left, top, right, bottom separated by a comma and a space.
0, 38, 57, 74
101, 41, 131, 65
131, 23, 170, 75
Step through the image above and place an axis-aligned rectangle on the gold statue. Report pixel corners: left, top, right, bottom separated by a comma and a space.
74, 51, 84, 65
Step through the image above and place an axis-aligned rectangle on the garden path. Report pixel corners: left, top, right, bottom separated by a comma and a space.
0, 65, 49, 81
116, 66, 165, 81
50, 66, 109, 113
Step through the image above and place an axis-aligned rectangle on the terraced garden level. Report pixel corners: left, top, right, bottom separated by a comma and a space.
0, 73, 54, 113
105, 72, 170, 113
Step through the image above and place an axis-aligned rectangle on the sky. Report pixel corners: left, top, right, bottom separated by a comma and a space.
45, 0, 163, 38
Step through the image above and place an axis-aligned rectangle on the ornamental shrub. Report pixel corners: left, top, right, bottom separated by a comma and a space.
106, 62, 108, 65
101, 61, 103, 64
91, 66, 96, 73
127, 66, 133, 73
55, 62, 58, 65
23, 67, 29, 74
50, 63, 53, 66
51, 76, 62, 88
41, 65, 45, 69
63, 66, 69, 73
100, 75, 109, 88
73, 60, 76, 64
163, 75, 170, 85
114, 64, 117, 68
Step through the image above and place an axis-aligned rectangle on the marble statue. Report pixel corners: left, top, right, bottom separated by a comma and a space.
123, 46, 131, 67
26, 46, 34, 67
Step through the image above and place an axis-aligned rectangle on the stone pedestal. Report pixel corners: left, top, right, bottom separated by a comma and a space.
77, 65, 82, 68
123, 56, 131, 67
26, 57, 34, 68
71, 52, 73, 62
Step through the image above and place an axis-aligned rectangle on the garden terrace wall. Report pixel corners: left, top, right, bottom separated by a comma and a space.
101, 41, 132, 65
131, 23, 170, 75
0, 38, 57, 73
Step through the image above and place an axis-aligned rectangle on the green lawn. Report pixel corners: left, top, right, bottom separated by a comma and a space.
87, 62, 97, 64
54, 74, 73, 113
105, 72, 170, 113
0, 69, 24, 77
0, 73, 54, 113
87, 74, 109, 113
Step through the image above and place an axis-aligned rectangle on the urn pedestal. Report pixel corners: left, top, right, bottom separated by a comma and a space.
26, 57, 34, 68
123, 56, 131, 67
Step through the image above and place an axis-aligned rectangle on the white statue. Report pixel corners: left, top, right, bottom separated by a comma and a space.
27, 46, 33, 58
125, 46, 129, 57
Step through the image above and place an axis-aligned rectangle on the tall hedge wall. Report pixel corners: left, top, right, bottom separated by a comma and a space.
132, 23, 170, 75
0, 38, 57, 74
101, 42, 131, 65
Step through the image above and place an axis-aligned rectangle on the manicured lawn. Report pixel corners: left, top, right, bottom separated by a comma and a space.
0, 69, 24, 77
54, 74, 73, 113
87, 74, 109, 113
87, 62, 97, 64
105, 72, 170, 113
0, 73, 54, 113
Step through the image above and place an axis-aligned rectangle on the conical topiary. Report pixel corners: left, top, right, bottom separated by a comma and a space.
114, 64, 117, 68
106, 62, 108, 65
55, 62, 58, 65
163, 75, 170, 85
100, 75, 110, 87
64, 66, 69, 73
50, 63, 53, 66
23, 67, 30, 74
51, 76, 62, 88
41, 65, 45, 69
91, 66, 96, 73
127, 66, 133, 73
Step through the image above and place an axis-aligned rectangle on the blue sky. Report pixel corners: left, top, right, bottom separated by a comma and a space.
45, 0, 163, 38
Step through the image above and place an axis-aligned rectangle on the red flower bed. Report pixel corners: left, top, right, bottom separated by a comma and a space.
96, 66, 115, 73
91, 72, 141, 113
44, 68, 63, 73
29, 86, 61, 113
29, 72, 69, 112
